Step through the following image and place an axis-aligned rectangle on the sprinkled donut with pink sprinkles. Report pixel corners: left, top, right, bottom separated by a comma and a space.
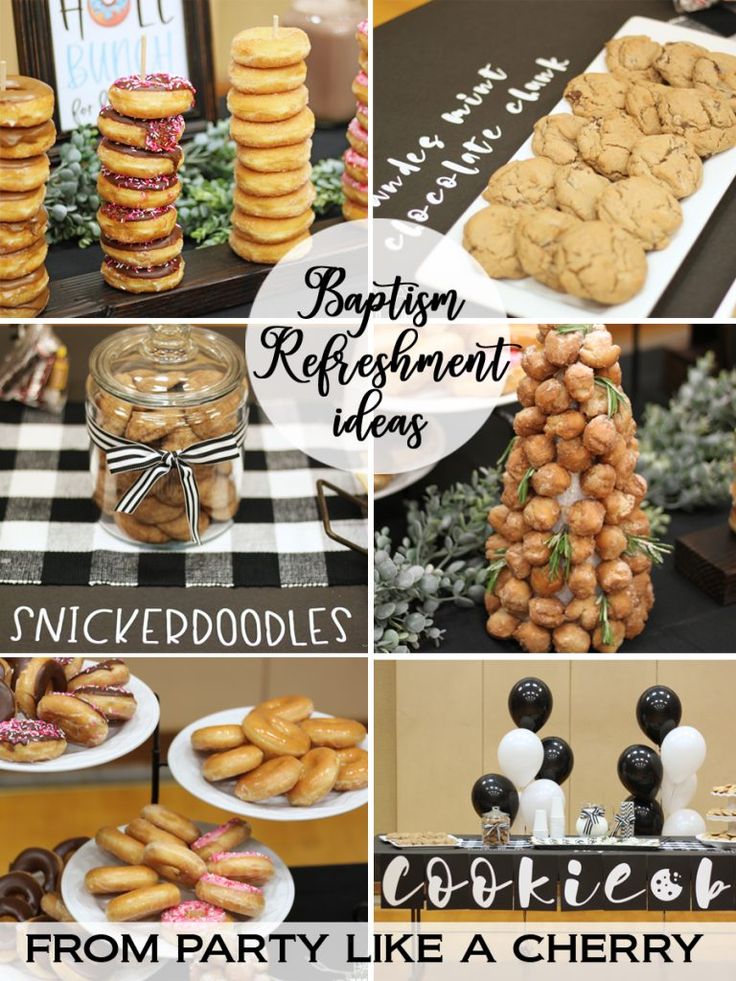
191, 818, 251, 861
108, 73, 195, 120
0, 718, 67, 763
161, 900, 230, 923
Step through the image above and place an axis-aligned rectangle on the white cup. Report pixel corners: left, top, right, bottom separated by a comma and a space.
532, 808, 549, 839
549, 796, 566, 837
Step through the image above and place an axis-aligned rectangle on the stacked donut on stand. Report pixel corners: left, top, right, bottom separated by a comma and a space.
228, 19, 316, 265
96, 48, 194, 294
343, 20, 369, 221
0, 67, 54, 319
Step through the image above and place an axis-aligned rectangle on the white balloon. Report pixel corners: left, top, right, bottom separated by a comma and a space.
661, 774, 697, 818
662, 808, 706, 837
519, 779, 565, 829
661, 726, 706, 784
498, 729, 544, 790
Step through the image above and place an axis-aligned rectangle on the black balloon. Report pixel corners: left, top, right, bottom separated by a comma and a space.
536, 736, 574, 784
471, 773, 519, 823
636, 685, 682, 746
626, 796, 665, 836
508, 677, 553, 732
617, 744, 663, 800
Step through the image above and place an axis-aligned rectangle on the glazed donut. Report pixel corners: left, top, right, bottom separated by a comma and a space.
108, 74, 195, 119
97, 106, 184, 152
229, 227, 310, 265
342, 198, 368, 221
242, 708, 311, 757
10, 848, 62, 893
0, 154, 49, 192
0, 208, 47, 252
140, 805, 200, 845
84, 865, 159, 895
191, 819, 250, 861
236, 138, 312, 173
191, 724, 246, 753
344, 148, 368, 184
0, 76, 54, 128
126, 818, 187, 850
142, 841, 207, 888
229, 60, 306, 94
106, 882, 181, 922
101, 255, 184, 292
14, 657, 67, 718
95, 827, 145, 866
230, 207, 314, 245
233, 161, 311, 198
342, 172, 368, 207
202, 743, 264, 782
53, 837, 90, 865
334, 747, 369, 791
98, 138, 182, 178
53, 658, 84, 681
300, 716, 367, 749
0, 681, 14, 722
227, 86, 308, 122
352, 71, 369, 105
195, 873, 264, 919
230, 108, 314, 148
97, 203, 177, 244
40, 892, 72, 922
97, 169, 181, 209
0, 237, 47, 280
356, 102, 368, 131
161, 899, 231, 923
0, 119, 55, 159
231, 26, 310, 69
0, 185, 47, 221
357, 19, 368, 53
287, 747, 339, 806
100, 225, 183, 267
255, 694, 314, 723
68, 658, 130, 690
38, 693, 109, 747
73, 685, 137, 722
0, 286, 49, 319
206, 851, 274, 886
234, 183, 315, 220
347, 117, 368, 157
0, 872, 43, 915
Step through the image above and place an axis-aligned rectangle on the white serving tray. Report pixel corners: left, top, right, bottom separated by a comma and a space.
423, 16, 736, 319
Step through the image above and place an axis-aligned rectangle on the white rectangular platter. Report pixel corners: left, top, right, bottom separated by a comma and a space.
429, 16, 736, 319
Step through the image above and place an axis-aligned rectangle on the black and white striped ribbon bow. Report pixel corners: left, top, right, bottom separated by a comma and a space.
87, 413, 247, 545
580, 805, 605, 836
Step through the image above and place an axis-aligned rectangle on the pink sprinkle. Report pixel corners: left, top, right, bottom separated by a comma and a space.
355, 71, 368, 87
344, 148, 367, 170
145, 115, 185, 152
199, 874, 262, 893
103, 255, 181, 273
113, 73, 195, 93
209, 851, 268, 862
356, 102, 367, 116
161, 900, 228, 923
101, 203, 174, 222
0, 719, 64, 745
342, 172, 367, 193
348, 118, 368, 143
100, 167, 178, 191
358, 20, 368, 35
192, 819, 243, 850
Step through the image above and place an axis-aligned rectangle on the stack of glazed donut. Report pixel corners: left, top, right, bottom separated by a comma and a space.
0, 838, 86, 923
228, 25, 316, 264
192, 694, 368, 807
0, 74, 54, 319
96, 72, 195, 293
343, 20, 369, 221
486, 324, 655, 654
0, 657, 138, 763
89, 809, 270, 922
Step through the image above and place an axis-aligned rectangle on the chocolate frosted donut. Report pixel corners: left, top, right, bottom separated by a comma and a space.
97, 202, 177, 244
101, 254, 185, 293
67, 658, 129, 689
97, 106, 184, 152
97, 168, 181, 209
100, 224, 183, 268
98, 138, 183, 178
53, 836, 90, 864
0, 872, 43, 915
0, 895, 33, 921
0, 681, 14, 722
108, 73, 195, 119
10, 848, 62, 893
14, 657, 67, 718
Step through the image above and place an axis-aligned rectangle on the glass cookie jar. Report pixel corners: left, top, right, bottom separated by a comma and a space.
87, 324, 248, 548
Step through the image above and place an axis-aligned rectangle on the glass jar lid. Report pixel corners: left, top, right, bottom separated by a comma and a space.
89, 325, 246, 408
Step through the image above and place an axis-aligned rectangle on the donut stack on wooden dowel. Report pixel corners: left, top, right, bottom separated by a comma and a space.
96, 65, 194, 294
0, 70, 54, 319
343, 20, 368, 221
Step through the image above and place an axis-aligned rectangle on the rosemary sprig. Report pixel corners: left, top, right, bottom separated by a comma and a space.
596, 593, 614, 647
595, 376, 630, 417
546, 528, 572, 581
517, 467, 536, 505
624, 534, 673, 566
486, 549, 508, 594
554, 324, 595, 335
497, 436, 517, 469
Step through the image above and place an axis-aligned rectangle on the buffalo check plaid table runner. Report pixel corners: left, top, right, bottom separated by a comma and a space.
0, 401, 367, 588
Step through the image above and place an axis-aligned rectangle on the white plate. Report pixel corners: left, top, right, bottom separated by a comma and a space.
0, 669, 159, 773
380, 834, 462, 849
426, 16, 736, 319
714, 276, 736, 318
697, 833, 736, 849
375, 464, 436, 500
61, 823, 294, 929
169, 707, 368, 822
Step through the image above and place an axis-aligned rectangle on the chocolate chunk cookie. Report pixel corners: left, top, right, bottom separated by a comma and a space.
655, 41, 708, 88
597, 176, 683, 250
463, 204, 528, 278
564, 73, 628, 118
554, 162, 610, 221
532, 113, 584, 165
515, 208, 580, 290
625, 82, 668, 135
692, 51, 736, 107
655, 87, 736, 157
554, 220, 647, 305
627, 134, 703, 198
483, 157, 558, 209
577, 111, 643, 180
605, 35, 663, 82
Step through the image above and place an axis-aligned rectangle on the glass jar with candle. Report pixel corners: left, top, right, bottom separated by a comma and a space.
86, 325, 248, 548
282, 0, 366, 125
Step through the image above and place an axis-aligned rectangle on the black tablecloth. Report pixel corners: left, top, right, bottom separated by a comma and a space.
375, 348, 733, 654
288, 863, 367, 921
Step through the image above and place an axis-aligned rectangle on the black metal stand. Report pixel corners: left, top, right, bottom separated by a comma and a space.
149, 692, 166, 805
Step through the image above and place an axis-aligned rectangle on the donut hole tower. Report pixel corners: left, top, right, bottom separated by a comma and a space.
96, 39, 194, 294
228, 18, 317, 266
486, 323, 665, 654
342, 20, 368, 221
0, 62, 54, 319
